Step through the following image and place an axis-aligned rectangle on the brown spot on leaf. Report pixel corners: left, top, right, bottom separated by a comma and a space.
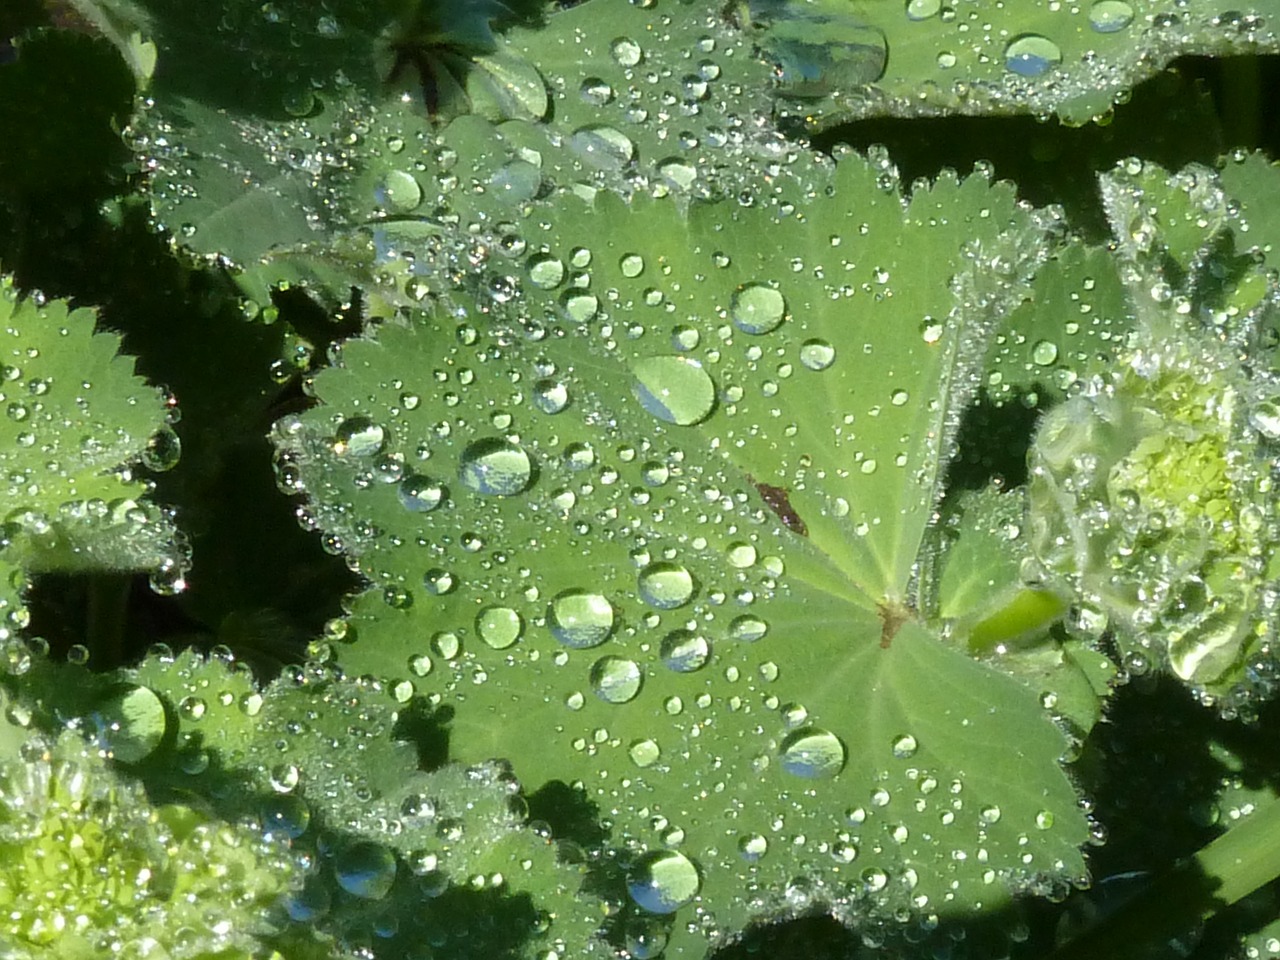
747, 474, 807, 537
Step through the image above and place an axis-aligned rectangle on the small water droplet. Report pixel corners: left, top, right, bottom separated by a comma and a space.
659, 630, 711, 672
737, 834, 769, 862
549, 590, 616, 648
527, 255, 566, 290
334, 417, 385, 457
590, 655, 644, 703
620, 253, 645, 278
627, 850, 701, 914
579, 76, 614, 105
477, 606, 523, 649
1031, 340, 1059, 366
1003, 34, 1062, 77
532, 379, 571, 415
570, 125, 636, 170
611, 37, 643, 67
638, 562, 697, 609
799, 339, 836, 371
891, 733, 918, 758
779, 726, 846, 779
629, 738, 661, 767
1088, 0, 1134, 32
730, 283, 787, 334
632, 355, 716, 426
335, 841, 398, 899
399, 474, 445, 512
459, 438, 534, 496
905, 0, 941, 19
729, 614, 768, 642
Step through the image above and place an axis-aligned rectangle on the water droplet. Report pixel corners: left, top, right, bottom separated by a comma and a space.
527, 255, 566, 290
590, 655, 644, 703
335, 841, 398, 899
729, 614, 768, 643
726, 541, 757, 568
799, 339, 836, 371
1088, 0, 1134, 32
905, 0, 941, 19
459, 438, 534, 496
659, 630, 711, 672
549, 590, 616, 648
432, 631, 461, 660
579, 76, 614, 105
263, 794, 312, 839
1250, 399, 1280, 440
399, 474, 445, 512
638, 562, 697, 609
627, 850, 701, 914
491, 160, 542, 201
560, 290, 600, 323
1003, 34, 1062, 77
532, 379, 570, 415
620, 253, 645, 278
730, 283, 786, 334
92, 685, 167, 764
1031, 340, 1059, 366
737, 834, 769, 862
980, 804, 1002, 824
891, 733, 918, 758
270, 763, 300, 793
477, 606, 523, 649
779, 726, 846, 779
890, 389, 909, 406
629, 738, 661, 767
611, 36, 643, 67
657, 158, 698, 191
570, 125, 636, 170
334, 417, 385, 457
1036, 810, 1055, 829
377, 170, 423, 213
632, 356, 716, 426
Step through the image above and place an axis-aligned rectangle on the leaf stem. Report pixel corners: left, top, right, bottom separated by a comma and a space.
1049, 789, 1280, 960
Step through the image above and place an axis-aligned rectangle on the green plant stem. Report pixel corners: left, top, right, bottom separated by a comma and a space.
1049, 789, 1280, 960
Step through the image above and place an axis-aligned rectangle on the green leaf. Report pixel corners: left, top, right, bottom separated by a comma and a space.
749, 0, 1280, 128
274, 151, 1090, 956
0, 275, 186, 633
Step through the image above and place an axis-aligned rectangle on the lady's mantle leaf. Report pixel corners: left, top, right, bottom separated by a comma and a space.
274, 153, 1088, 956
0, 275, 185, 638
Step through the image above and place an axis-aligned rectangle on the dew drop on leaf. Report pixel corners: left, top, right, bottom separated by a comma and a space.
730, 283, 786, 334
659, 629, 711, 672
91, 685, 167, 764
778, 726, 847, 779
569, 125, 636, 170
1088, 0, 1135, 33
1003, 34, 1063, 77
1031, 340, 1059, 366
549, 590, 616, 648
335, 841, 397, 899
738, 833, 769, 861
590, 655, 644, 703
398, 474, 445, 512
905, 0, 941, 20
527, 255, 566, 290
458, 438, 534, 496
891, 733, 918, 758
637, 562, 696, 609
729, 614, 768, 642
632, 356, 716, 426
334, 417, 386, 457
627, 850, 701, 914
532, 379, 570, 414
610, 36, 643, 67
629, 738, 661, 767
377, 170, 423, 213
476, 606, 523, 649
799, 339, 835, 371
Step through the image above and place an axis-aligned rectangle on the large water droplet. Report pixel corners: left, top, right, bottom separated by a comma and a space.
632, 356, 716, 426
779, 726, 846, 779
799, 339, 836, 371
549, 590, 616, 648
335, 841, 398, 899
638, 562, 696, 609
590, 655, 644, 703
729, 614, 768, 642
92, 685, 167, 764
730, 283, 787, 334
611, 37, 643, 67
570, 125, 636, 170
1088, 0, 1134, 32
1031, 340, 1059, 366
659, 630, 711, 672
399, 474, 445, 512
377, 170, 423, 213
532, 378, 571, 414
527, 254, 566, 290
627, 850, 701, 914
905, 0, 941, 19
459, 438, 534, 496
334, 417, 386, 457
477, 606, 523, 649
1003, 34, 1062, 77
